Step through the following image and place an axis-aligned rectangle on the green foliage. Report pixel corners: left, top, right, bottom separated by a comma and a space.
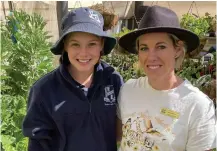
102, 52, 144, 82
176, 59, 203, 85
180, 13, 210, 38
103, 27, 145, 82
113, 27, 134, 38
179, 12, 216, 101
176, 51, 216, 93
1, 11, 53, 96
1, 11, 54, 151
204, 12, 216, 32
1, 95, 28, 151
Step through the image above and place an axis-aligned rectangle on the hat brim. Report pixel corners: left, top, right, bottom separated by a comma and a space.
118, 27, 200, 54
51, 22, 116, 55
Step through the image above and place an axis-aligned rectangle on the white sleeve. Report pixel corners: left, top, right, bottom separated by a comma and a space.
186, 96, 216, 151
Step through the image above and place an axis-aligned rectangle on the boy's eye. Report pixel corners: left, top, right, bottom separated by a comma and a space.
158, 45, 166, 49
89, 43, 97, 46
71, 43, 79, 47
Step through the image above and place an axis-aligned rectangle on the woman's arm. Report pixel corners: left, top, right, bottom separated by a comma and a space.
186, 95, 216, 151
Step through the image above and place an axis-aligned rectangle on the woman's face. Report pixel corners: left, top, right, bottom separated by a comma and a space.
138, 32, 182, 80
64, 32, 104, 73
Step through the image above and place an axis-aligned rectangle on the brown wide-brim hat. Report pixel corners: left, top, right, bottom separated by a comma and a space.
118, 5, 200, 54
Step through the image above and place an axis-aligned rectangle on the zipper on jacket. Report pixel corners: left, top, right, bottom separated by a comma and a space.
89, 102, 92, 113
61, 66, 101, 114
88, 85, 100, 113
88, 90, 95, 113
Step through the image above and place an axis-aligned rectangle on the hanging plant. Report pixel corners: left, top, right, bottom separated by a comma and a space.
181, 13, 216, 58
180, 13, 210, 38
204, 12, 216, 36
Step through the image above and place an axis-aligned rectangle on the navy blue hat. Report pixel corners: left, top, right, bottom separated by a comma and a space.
51, 7, 116, 55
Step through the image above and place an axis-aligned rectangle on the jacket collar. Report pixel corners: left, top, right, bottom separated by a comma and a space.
59, 61, 114, 87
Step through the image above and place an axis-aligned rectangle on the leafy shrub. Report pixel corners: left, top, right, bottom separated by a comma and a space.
1, 11, 54, 151
103, 52, 143, 82
102, 27, 145, 82
176, 52, 216, 105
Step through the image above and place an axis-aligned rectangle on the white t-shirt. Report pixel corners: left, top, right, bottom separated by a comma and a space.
117, 77, 216, 151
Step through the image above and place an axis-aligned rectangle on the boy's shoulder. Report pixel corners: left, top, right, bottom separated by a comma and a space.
31, 68, 59, 90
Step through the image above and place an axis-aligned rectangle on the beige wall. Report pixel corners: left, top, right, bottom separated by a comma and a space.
142, 1, 216, 18
68, 1, 102, 8
0, 1, 103, 43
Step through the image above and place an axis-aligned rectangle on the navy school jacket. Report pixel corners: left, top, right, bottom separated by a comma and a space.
22, 61, 124, 151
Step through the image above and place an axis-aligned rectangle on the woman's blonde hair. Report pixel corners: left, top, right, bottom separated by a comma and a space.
168, 34, 187, 69
136, 33, 187, 70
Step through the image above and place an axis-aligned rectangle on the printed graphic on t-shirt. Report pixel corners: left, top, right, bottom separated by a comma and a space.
121, 111, 176, 151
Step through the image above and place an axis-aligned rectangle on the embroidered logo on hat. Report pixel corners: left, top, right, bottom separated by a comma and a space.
89, 10, 101, 24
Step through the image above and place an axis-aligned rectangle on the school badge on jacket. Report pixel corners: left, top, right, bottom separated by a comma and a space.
104, 85, 116, 106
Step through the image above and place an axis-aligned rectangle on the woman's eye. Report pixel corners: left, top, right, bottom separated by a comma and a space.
140, 47, 148, 51
158, 45, 166, 49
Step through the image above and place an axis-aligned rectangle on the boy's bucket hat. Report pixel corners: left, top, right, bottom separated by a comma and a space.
51, 7, 116, 55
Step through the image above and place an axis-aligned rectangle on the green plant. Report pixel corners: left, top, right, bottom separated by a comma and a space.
1, 11, 54, 96
1, 95, 28, 151
102, 27, 145, 82
180, 12, 216, 103
1, 10, 54, 151
176, 58, 203, 85
177, 51, 216, 104
204, 12, 216, 33
180, 13, 210, 38
102, 52, 143, 82
113, 27, 133, 38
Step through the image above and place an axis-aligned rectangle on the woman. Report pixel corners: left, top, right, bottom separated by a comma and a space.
22, 7, 123, 151
117, 6, 216, 151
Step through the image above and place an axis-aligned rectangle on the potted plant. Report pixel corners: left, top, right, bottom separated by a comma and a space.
180, 13, 210, 38
204, 12, 216, 37
180, 13, 216, 58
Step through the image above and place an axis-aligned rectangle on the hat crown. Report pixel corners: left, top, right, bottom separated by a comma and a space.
61, 7, 104, 32
139, 6, 180, 29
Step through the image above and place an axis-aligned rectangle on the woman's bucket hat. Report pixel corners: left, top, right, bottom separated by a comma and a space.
51, 7, 116, 55
118, 5, 200, 54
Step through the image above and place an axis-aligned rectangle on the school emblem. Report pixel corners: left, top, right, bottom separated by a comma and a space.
104, 85, 116, 106
89, 10, 101, 24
